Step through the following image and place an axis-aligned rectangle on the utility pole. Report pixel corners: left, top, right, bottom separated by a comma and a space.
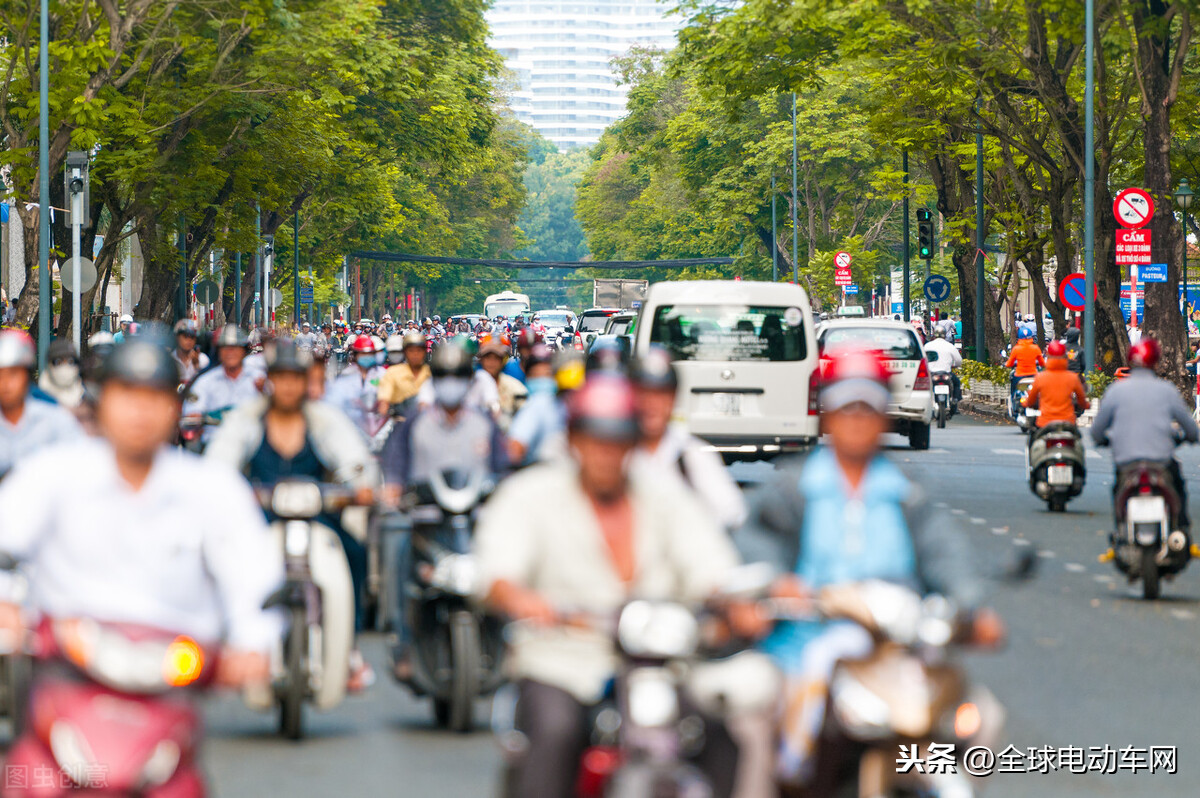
1083, 0, 1096, 372
771, 175, 778, 282
177, 223, 187, 323
253, 205, 262, 327
234, 252, 242, 326
903, 152, 911, 322
791, 92, 799, 285
37, 0, 50, 369
65, 152, 88, 351
292, 210, 300, 325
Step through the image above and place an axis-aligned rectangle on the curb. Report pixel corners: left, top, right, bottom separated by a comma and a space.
959, 399, 1010, 420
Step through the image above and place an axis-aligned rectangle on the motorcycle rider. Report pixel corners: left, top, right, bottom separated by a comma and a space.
474, 374, 741, 798
475, 334, 527, 428
505, 327, 541, 383
173, 318, 210, 384
506, 348, 583, 466
38, 338, 86, 410
1022, 339, 1089, 429
1063, 326, 1085, 374
1005, 326, 1044, 396
183, 324, 262, 442
328, 334, 385, 437
381, 342, 507, 679
630, 346, 746, 530
923, 326, 963, 403
1092, 339, 1199, 531
0, 330, 83, 475
113, 313, 133, 343
0, 338, 283, 744
375, 330, 429, 420
733, 347, 1003, 790
206, 339, 380, 689
295, 321, 319, 351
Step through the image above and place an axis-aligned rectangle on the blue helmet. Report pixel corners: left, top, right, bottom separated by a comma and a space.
1017, 327, 1034, 340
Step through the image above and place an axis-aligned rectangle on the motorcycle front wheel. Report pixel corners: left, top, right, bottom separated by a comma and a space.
435, 611, 481, 733
280, 606, 307, 740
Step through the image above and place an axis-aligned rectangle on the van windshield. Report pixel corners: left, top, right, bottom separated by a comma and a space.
579, 313, 613, 332
820, 326, 922, 359
649, 304, 806, 362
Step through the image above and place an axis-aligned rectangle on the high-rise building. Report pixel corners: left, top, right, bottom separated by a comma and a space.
489, 1, 678, 150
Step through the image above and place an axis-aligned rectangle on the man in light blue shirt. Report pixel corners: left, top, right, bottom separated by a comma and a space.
0, 330, 82, 476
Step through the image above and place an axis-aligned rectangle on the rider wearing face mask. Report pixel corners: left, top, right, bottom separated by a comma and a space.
38, 339, 86, 410
327, 335, 386, 437
0, 331, 83, 476
380, 341, 507, 678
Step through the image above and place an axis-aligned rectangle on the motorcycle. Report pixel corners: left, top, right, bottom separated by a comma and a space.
1008, 375, 1037, 431
769, 581, 1004, 798
1025, 421, 1086, 512
246, 479, 361, 739
177, 411, 223, 453
5, 616, 217, 796
390, 469, 504, 732
931, 371, 957, 429
1102, 459, 1192, 600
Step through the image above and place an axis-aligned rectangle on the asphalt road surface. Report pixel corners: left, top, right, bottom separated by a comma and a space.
15, 412, 1200, 797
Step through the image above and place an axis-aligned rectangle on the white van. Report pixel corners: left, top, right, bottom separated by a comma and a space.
633, 280, 820, 459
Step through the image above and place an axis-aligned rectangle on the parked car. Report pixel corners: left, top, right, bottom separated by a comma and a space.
633, 280, 819, 461
816, 318, 935, 449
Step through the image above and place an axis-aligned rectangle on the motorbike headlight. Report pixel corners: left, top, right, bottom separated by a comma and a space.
139, 739, 181, 788
272, 481, 322, 519
829, 672, 891, 739
430, 554, 478, 596
284, 521, 311, 558
617, 601, 699, 660
626, 668, 679, 729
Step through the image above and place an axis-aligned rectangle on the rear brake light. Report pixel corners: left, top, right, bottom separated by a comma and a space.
808, 370, 820, 416
1046, 437, 1074, 448
574, 333, 584, 351
575, 746, 622, 798
913, 358, 931, 391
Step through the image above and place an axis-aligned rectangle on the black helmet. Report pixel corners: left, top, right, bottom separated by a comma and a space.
1064, 327, 1080, 343
47, 338, 78, 364
430, 341, 474, 379
567, 374, 640, 442
629, 346, 677, 391
100, 340, 180, 392
214, 324, 249, 348
266, 338, 313, 374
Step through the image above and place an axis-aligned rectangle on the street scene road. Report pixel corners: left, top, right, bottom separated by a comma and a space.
176, 413, 1195, 798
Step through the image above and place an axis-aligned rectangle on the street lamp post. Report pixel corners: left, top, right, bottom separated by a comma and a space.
1175, 178, 1194, 324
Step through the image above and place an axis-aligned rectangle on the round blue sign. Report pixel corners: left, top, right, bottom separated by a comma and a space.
923, 274, 952, 303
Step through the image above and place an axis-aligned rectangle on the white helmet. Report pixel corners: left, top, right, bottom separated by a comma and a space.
119, 314, 133, 325
0, 330, 35, 369
1024, 314, 1035, 322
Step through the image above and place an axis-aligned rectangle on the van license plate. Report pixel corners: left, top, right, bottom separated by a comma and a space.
713, 393, 742, 415
1047, 465, 1072, 486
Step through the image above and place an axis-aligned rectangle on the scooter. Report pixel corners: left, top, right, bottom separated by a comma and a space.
931, 371, 956, 429
1026, 421, 1086, 512
5, 617, 217, 796
772, 581, 1005, 798
247, 479, 360, 739
1101, 459, 1192, 599
1009, 375, 1037, 431
390, 469, 504, 732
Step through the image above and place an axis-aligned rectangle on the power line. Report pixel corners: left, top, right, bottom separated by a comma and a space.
349, 251, 734, 270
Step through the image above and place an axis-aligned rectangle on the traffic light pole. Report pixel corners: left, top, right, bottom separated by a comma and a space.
903, 152, 910, 322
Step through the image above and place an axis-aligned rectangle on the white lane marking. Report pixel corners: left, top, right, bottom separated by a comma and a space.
1064, 563, 1087, 573
1170, 609, 1195, 621
969, 517, 986, 525
1037, 550, 1056, 558
934, 502, 949, 509
991, 527, 1008, 535
1012, 538, 1032, 546
1093, 574, 1114, 584
950, 508, 967, 516
926, 448, 951, 454
991, 448, 1024, 455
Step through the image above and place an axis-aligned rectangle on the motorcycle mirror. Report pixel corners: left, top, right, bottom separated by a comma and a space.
926, 350, 939, 362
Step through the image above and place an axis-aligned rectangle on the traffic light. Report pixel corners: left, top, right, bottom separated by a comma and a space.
916, 208, 934, 260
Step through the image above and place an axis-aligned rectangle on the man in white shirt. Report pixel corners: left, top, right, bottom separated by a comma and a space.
0, 337, 282, 693
629, 346, 747, 531
924, 326, 963, 404
475, 375, 742, 798
0, 330, 82, 475
182, 325, 262, 437
172, 319, 210, 385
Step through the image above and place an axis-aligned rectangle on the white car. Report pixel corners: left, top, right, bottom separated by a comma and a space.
816, 318, 935, 449
577, 307, 622, 349
633, 280, 820, 460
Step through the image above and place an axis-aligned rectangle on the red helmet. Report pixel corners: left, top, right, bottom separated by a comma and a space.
1129, 339, 1161, 370
352, 335, 379, 355
819, 347, 892, 414
515, 328, 542, 348
1046, 340, 1066, 358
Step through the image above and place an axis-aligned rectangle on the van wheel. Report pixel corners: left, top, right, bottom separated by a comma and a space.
909, 423, 931, 450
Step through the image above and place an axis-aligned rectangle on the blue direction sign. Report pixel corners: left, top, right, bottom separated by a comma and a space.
1139, 263, 1168, 283
300, 285, 314, 303
923, 274, 952, 303
844, 284, 859, 294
